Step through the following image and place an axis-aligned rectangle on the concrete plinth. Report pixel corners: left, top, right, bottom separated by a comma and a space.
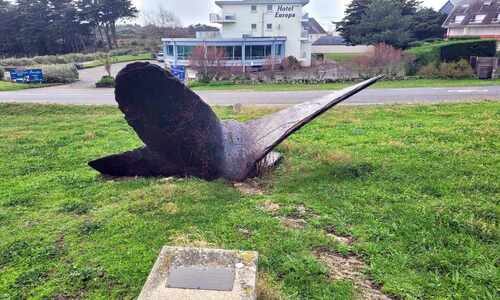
138, 247, 258, 300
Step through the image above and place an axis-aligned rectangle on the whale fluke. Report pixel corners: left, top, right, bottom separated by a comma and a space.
89, 62, 382, 181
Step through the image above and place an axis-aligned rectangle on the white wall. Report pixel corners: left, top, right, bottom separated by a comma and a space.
447, 27, 500, 50
219, 3, 308, 65
447, 26, 500, 36
311, 45, 374, 54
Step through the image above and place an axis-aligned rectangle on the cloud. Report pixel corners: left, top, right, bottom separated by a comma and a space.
133, 0, 449, 27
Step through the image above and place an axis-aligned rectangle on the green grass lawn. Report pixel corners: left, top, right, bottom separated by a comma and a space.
81, 53, 153, 69
0, 81, 49, 92
190, 78, 500, 92
0, 102, 498, 299
325, 53, 363, 63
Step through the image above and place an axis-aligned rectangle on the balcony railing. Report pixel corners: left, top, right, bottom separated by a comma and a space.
209, 13, 236, 23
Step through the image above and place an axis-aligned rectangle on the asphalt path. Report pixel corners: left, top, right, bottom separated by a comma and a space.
1, 61, 499, 106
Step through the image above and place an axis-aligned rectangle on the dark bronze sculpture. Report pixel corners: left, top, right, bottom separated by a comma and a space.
89, 62, 382, 181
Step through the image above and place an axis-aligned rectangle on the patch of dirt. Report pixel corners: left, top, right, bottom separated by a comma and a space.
237, 226, 253, 238
234, 179, 265, 195
324, 225, 355, 245
279, 217, 307, 229
171, 228, 213, 248
259, 200, 281, 215
291, 204, 319, 219
314, 248, 392, 300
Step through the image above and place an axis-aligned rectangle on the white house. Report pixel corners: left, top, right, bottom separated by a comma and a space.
443, 0, 500, 44
162, 0, 316, 69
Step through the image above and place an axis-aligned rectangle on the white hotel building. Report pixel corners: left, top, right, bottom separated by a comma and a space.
162, 0, 316, 69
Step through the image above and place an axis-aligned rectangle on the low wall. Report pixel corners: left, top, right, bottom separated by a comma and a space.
311, 45, 373, 54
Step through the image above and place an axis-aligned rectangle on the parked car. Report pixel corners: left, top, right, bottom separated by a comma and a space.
156, 52, 165, 62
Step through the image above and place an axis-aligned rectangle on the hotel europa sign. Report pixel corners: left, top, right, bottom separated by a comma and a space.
274, 5, 296, 19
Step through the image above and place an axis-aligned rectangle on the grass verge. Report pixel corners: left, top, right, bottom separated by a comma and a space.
190, 78, 500, 92
0, 102, 498, 299
0, 81, 50, 92
81, 53, 153, 69
325, 53, 363, 63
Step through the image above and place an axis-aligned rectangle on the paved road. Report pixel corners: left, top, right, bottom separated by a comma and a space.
2, 84, 499, 106
1, 61, 499, 106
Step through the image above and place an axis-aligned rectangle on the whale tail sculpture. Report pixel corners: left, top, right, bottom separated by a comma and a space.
89, 62, 382, 181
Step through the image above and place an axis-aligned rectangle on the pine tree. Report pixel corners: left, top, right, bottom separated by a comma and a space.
347, 0, 414, 48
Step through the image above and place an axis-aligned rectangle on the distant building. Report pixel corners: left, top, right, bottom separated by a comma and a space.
303, 15, 327, 43
162, 0, 319, 68
443, 0, 500, 44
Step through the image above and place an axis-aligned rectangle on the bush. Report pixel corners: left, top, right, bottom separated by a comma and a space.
448, 36, 481, 41
42, 64, 79, 83
352, 43, 415, 79
95, 75, 115, 88
282, 56, 301, 70
417, 59, 474, 79
0, 67, 4, 80
407, 39, 498, 73
440, 40, 497, 62
0, 48, 148, 67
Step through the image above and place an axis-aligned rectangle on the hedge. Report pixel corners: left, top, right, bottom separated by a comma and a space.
0, 48, 147, 67
407, 39, 498, 72
440, 39, 497, 62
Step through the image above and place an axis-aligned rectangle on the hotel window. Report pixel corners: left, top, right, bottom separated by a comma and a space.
177, 46, 193, 60
165, 45, 174, 56
251, 24, 257, 30
245, 45, 273, 59
266, 24, 273, 31
275, 44, 283, 57
267, 5, 273, 12
251, 5, 257, 13
472, 14, 486, 23
454, 15, 465, 23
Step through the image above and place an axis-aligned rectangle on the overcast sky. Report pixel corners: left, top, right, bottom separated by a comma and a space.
134, 0, 448, 29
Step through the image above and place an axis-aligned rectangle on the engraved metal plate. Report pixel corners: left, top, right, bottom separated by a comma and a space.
166, 266, 235, 291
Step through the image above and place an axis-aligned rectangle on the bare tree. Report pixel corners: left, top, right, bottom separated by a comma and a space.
142, 5, 181, 28
189, 46, 226, 82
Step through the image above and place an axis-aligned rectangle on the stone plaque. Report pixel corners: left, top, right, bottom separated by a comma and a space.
138, 247, 258, 300
166, 266, 235, 291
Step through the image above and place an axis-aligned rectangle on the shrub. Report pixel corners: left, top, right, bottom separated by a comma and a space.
352, 43, 415, 79
0, 67, 4, 80
417, 59, 474, 79
417, 63, 439, 78
440, 40, 497, 62
0, 49, 148, 67
407, 39, 498, 73
95, 75, 115, 88
282, 56, 301, 70
41, 64, 79, 83
438, 59, 475, 78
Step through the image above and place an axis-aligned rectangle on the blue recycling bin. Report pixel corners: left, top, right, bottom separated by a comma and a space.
171, 66, 186, 82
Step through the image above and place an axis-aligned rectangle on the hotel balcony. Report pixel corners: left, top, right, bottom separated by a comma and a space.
209, 13, 237, 23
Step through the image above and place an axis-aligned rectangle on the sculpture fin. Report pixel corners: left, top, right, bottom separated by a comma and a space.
88, 147, 181, 177
245, 76, 383, 163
